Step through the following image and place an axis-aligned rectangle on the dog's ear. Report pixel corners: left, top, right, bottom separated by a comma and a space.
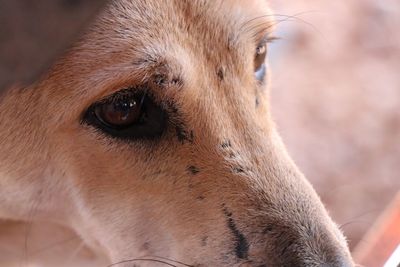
0, 0, 108, 91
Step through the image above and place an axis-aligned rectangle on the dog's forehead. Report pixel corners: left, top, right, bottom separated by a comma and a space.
98, 0, 273, 48
62, 0, 273, 101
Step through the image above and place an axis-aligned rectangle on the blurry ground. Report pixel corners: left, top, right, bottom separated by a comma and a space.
268, 0, 400, 249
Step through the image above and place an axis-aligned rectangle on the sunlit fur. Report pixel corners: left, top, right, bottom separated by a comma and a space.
0, 0, 354, 266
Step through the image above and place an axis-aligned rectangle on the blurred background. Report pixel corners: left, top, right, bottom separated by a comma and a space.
268, 0, 400, 251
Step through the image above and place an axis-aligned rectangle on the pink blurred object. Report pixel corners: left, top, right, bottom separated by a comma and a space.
353, 192, 400, 267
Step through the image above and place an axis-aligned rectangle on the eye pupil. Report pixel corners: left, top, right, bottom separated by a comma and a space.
95, 96, 142, 128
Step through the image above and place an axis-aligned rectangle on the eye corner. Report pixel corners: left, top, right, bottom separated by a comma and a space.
81, 104, 97, 125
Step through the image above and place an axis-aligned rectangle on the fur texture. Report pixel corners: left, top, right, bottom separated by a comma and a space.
0, 0, 353, 266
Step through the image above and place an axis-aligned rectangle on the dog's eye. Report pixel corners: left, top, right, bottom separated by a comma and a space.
83, 89, 167, 140
254, 43, 267, 81
94, 96, 141, 128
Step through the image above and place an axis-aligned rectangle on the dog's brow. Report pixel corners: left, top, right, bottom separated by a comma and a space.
130, 54, 173, 75
131, 56, 159, 68
234, 15, 275, 45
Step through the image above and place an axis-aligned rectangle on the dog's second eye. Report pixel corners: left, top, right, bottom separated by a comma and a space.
83, 89, 167, 140
254, 44, 267, 81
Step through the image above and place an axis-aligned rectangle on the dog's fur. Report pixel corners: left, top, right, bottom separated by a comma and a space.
0, 0, 354, 266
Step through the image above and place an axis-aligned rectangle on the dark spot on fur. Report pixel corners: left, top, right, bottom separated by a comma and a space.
142, 242, 151, 250
217, 68, 224, 81
221, 140, 231, 148
153, 74, 166, 86
256, 97, 260, 107
233, 167, 245, 174
228, 35, 236, 50
201, 236, 208, 246
263, 225, 274, 234
224, 208, 232, 217
171, 77, 183, 87
229, 152, 236, 158
223, 207, 249, 259
165, 101, 194, 144
188, 165, 200, 175
175, 125, 194, 144
176, 125, 186, 143
197, 195, 205, 201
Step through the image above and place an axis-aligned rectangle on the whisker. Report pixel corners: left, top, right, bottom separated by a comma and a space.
339, 220, 370, 231
245, 11, 315, 26
247, 18, 293, 39
240, 11, 318, 33
107, 258, 179, 267
145, 255, 194, 267
240, 11, 328, 45
339, 208, 381, 232
239, 14, 275, 32
107, 255, 195, 267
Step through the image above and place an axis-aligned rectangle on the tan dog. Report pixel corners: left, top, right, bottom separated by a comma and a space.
0, 0, 354, 266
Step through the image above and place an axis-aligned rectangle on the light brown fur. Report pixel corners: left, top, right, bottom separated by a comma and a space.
0, 1, 353, 266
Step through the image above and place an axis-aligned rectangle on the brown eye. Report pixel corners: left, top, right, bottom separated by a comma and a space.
94, 96, 142, 129
254, 44, 267, 81
83, 88, 167, 141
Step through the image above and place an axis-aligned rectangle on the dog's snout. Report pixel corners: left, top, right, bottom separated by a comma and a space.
285, 248, 354, 267
260, 230, 353, 267
320, 258, 354, 267
242, 228, 353, 267
219, 201, 353, 267
217, 168, 354, 266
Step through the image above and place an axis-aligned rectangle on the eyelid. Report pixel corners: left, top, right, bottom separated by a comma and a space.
257, 35, 279, 47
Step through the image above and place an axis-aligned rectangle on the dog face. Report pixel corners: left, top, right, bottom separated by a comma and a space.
0, 0, 354, 266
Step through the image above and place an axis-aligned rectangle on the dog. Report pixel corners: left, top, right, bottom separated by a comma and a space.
0, 0, 354, 266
